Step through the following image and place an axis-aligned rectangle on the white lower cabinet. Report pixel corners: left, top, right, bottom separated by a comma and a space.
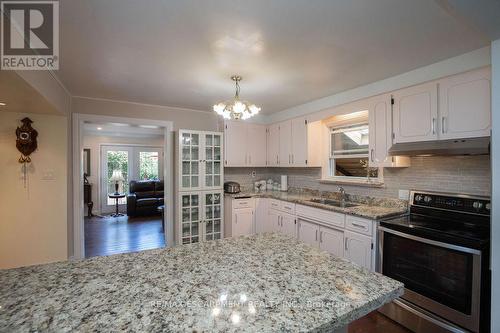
224, 197, 255, 237
297, 219, 319, 246
319, 227, 344, 258
269, 209, 297, 237
232, 208, 254, 237
255, 198, 269, 234
280, 212, 297, 237
298, 219, 344, 258
344, 230, 373, 270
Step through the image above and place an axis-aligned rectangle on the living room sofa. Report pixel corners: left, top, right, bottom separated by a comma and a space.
126, 180, 164, 217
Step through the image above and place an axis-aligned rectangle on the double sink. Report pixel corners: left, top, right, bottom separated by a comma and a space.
308, 198, 359, 208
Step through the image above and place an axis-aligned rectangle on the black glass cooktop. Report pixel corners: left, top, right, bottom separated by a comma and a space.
380, 213, 490, 250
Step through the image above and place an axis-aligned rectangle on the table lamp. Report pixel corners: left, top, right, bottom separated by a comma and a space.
110, 169, 125, 194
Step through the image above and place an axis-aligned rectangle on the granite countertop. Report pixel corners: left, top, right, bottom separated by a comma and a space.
226, 190, 408, 220
0, 233, 403, 332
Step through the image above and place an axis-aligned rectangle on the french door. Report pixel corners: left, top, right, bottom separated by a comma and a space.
101, 145, 163, 213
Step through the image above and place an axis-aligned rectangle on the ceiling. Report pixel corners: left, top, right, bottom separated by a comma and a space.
0, 71, 59, 115
57, 0, 494, 115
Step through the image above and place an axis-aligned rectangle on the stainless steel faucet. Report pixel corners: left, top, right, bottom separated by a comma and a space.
338, 186, 346, 202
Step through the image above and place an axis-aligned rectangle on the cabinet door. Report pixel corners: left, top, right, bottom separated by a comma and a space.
439, 68, 491, 140
319, 226, 344, 258
255, 198, 268, 234
247, 124, 267, 166
268, 209, 281, 232
279, 120, 292, 166
224, 121, 248, 166
179, 131, 201, 191
392, 82, 438, 143
233, 208, 254, 237
280, 212, 297, 237
179, 192, 202, 244
291, 117, 308, 166
344, 230, 372, 270
297, 219, 319, 247
267, 124, 280, 166
203, 132, 223, 189
202, 191, 223, 241
369, 95, 391, 167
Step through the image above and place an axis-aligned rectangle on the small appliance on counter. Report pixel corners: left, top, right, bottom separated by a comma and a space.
280, 175, 288, 192
266, 179, 274, 191
224, 181, 241, 194
254, 180, 266, 192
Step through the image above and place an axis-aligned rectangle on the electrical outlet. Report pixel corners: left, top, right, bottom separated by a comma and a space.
398, 189, 410, 200
251, 171, 256, 178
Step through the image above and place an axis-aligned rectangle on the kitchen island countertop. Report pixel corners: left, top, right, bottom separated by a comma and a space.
0, 233, 403, 332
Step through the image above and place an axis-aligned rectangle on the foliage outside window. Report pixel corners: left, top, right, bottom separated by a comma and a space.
139, 152, 160, 180
329, 123, 379, 181
107, 150, 129, 204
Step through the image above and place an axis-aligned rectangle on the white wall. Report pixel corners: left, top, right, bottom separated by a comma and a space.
491, 38, 500, 332
0, 112, 68, 269
72, 97, 220, 131
82, 134, 164, 214
268, 46, 491, 124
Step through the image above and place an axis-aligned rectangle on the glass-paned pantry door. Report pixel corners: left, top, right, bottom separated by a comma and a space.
204, 133, 223, 189
180, 131, 200, 191
180, 192, 201, 244
203, 191, 223, 241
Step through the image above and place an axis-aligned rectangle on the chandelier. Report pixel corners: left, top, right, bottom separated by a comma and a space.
213, 75, 261, 120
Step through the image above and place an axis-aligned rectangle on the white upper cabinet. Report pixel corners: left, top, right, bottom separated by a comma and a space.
224, 121, 267, 167
267, 123, 280, 166
291, 117, 308, 166
438, 67, 491, 140
247, 124, 267, 166
224, 121, 247, 166
368, 95, 410, 168
392, 81, 439, 143
267, 117, 321, 167
279, 120, 293, 166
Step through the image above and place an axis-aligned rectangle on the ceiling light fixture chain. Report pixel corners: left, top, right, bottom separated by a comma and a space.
213, 75, 260, 120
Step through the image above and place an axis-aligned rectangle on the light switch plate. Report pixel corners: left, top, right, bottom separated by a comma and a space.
41, 170, 56, 181
398, 189, 410, 200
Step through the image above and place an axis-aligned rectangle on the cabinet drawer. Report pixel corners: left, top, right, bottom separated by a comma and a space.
233, 198, 255, 209
345, 216, 373, 236
269, 199, 281, 210
280, 201, 295, 214
296, 204, 345, 229
269, 199, 295, 214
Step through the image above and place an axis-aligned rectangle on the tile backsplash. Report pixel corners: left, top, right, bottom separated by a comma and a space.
224, 155, 491, 199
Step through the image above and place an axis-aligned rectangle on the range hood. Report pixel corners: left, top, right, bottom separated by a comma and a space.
388, 137, 490, 156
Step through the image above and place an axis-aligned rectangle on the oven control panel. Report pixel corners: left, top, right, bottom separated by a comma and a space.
412, 192, 490, 215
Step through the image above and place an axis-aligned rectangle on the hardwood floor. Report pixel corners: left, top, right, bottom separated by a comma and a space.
349, 311, 411, 333
84, 215, 165, 258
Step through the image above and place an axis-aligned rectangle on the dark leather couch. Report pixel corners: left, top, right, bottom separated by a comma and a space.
127, 180, 164, 217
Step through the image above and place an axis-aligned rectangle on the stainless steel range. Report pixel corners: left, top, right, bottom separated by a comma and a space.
377, 191, 491, 333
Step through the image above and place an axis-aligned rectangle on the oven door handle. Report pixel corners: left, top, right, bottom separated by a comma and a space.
378, 226, 482, 255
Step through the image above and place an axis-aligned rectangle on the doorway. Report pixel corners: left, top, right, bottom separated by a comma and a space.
72, 114, 174, 260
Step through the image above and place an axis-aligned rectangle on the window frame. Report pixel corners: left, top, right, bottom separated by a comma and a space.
327, 122, 382, 183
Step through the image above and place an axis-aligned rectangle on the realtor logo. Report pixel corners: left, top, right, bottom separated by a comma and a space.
1, 0, 59, 70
